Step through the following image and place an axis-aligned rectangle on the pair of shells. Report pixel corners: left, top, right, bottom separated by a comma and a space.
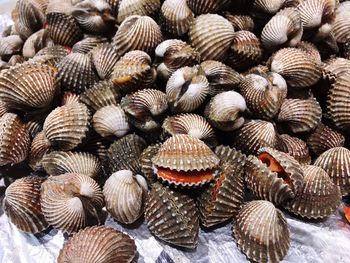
152, 134, 220, 187
58, 226, 136, 263
103, 170, 148, 224
245, 147, 304, 205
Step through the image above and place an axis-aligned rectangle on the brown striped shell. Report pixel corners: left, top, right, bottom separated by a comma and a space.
103, 170, 148, 224
296, 41, 322, 64
186, 0, 230, 15
57, 226, 136, 263
29, 130, 52, 170
189, 14, 235, 61
251, 0, 286, 15
42, 151, 101, 177
277, 98, 322, 133
322, 57, 350, 81
0, 100, 8, 117
22, 29, 54, 58
91, 43, 120, 80
285, 165, 341, 219
32, 45, 70, 66
276, 134, 311, 164
145, 182, 199, 249
116, 0, 161, 24
4, 176, 48, 233
140, 143, 161, 185
233, 200, 290, 263
222, 12, 255, 32
72, 37, 107, 54
332, 2, 350, 43
8, 55, 25, 66
41, 173, 104, 233
0, 35, 24, 57
314, 147, 350, 195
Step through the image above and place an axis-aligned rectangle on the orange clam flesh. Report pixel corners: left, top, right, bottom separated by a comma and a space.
154, 166, 215, 184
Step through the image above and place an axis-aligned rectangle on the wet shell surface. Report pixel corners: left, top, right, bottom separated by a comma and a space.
116, 0, 161, 24
314, 147, 350, 195
41, 173, 104, 233
103, 170, 148, 224
91, 43, 120, 80
233, 200, 290, 263
145, 182, 199, 249
276, 134, 311, 164
189, 14, 235, 61
57, 226, 136, 263
284, 165, 341, 219
4, 176, 48, 233
42, 151, 101, 177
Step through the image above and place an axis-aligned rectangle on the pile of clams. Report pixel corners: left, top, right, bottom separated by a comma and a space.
1, 0, 350, 262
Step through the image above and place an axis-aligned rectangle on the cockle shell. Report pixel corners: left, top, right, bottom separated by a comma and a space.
322, 57, 350, 81
0, 35, 23, 57
41, 173, 104, 233
112, 15, 163, 56
314, 147, 350, 195
166, 66, 209, 113
32, 45, 70, 66
0, 113, 31, 166
42, 151, 101, 177
277, 98, 322, 133
103, 170, 148, 224
58, 226, 137, 263
284, 165, 341, 219
296, 41, 322, 63
92, 105, 130, 137
233, 200, 290, 263
8, 54, 25, 66
186, 0, 230, 15
0, 61, 59, 110
251, 0, 286, 16
116, 0, 161, 24
111, 50, 156, 93
160, 0, 194, 37
152, 134, 220, 187
189, 14, 235, 61
223, 12, 255, 32
72, 37, 107, 54
276, 134, 311, 164
91, 43, 120, 80
145, 182, 199, 248
162, 113, 217, 147
140, 143, 161, 184
197, 146, 245, 227
204, 91, 247, 131
332, 2, 350, 43
22, 29, 53, 58
29, 130, 52, 170
4, 176, 48, 233
57, 52, 98, 94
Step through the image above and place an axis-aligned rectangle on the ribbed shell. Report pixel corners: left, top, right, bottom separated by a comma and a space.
233, 120, 277, 155
4, 176, 48, 233
186, 0, 230, 15
285, 165, 340, 219
0, 100, 8, 117
29, 130, 52, 170
32, 45, 69, 66
107, 134, 147, 175
42, 151, 101, 177
269, 47, 322, 88
296, 41, 322, 64
189, 14, 235, 61
72, 37, 107, 54
117, 0, 161, 23
160, 0, 194, 37
197, 147, 245, 227
57, 226, 136, 263
233, 200, 290, 263
112, 15, 163, 56
322, 57, 350, 81
43, 102, 91, 151
92, 105, 130, 137
276, 134, 311, 164
332, 5, 350, 43
162, 114, 217, 147
0, 62, 59, 110
91, 43, 120, 80
103, 170, 148, 224
41, 173, 104, 233
8, 55, 25, 66
314, 147, 350, 195
0, 113, 30, 166
307, 123, 345, 155
0, 35, 23, 57
166, 66, 209, 113
57, 52, 98, 94
22, 29, 53, 59
277, 98, 322, 133
145, 182, 199, 249
223, 12, 255, 32
140, 143, 161, 185
252, 0, 286, 15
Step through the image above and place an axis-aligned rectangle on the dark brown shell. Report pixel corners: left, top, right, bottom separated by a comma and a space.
223, 12, 255, 32
140, 143, 161, 185
116, 0, 161, 24
187, 0, 230, 15
276, 134, 311, 164
91, 43, 120, 80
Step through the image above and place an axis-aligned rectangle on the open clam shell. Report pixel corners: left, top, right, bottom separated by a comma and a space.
4, 176, 48, 233
276, 134, 311, 164
145, 182, 199, 249
58, 226, 137, 263
116, 0, 161, 24
91, 43, 120, 80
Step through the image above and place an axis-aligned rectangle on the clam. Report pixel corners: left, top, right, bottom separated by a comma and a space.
112, 15, 163, 56
91, 43, 120, 80
166, 66, 209, 113
58, 226, 136, 263
103, 170, 148, 224
42, 151, 101, 177
22, 29, 54, 58
162, 113, 217, 147
145, 182, 199, 249
160, 0, 194, 37
189, 14, 235, 61
204, 91, 247, 131
233, 200, 290, 263
314, 147, 350, 195
0, 113, 31, 166
41, 173, 104, 233
0, 35, 24, 57
92, 105, 130, 138
152, 134, 220, 187
296, 41, 322, 64
277, 98, 322, 133
111, 50, 157, 93
276, 134, 311, 164
72, 36, 107, 54
322, 57, 350, 81
332, 2, 350, 43
29, 130, 52, 170
140, 143, 161, 185
116, 0, 161, 24
251, 0, 286, 16
186, 0, 230, 15
0, 61, 59, 110
4, 176, 48, 233
32, 45, 70, 66
284, 165, 341, 219
222, 12, 255, 32
121, 89, 168, 132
